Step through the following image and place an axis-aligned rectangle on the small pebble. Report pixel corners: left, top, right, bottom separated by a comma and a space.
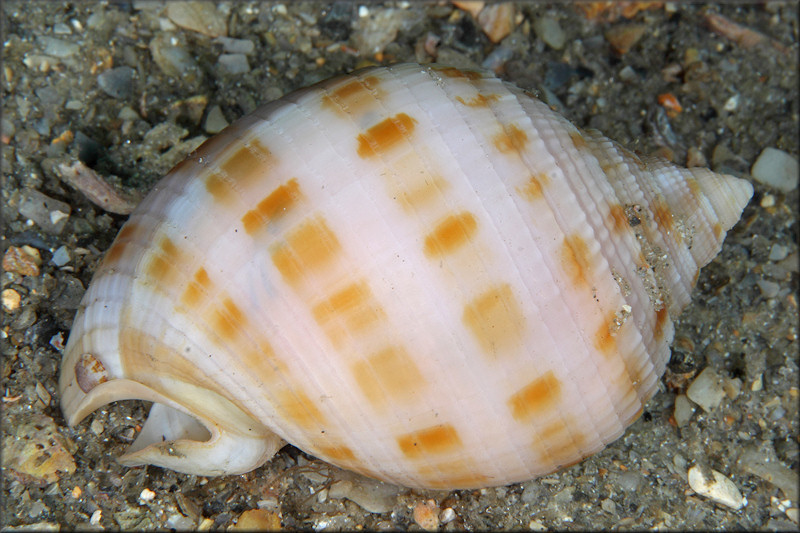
413, 499, 440, 531
51, 246, 71, 267
756, 279, 780, 298
204, 105, 228, 134
601, 498, 616, 514
216, 36, 254, 54
3, 245, 42, 277
36, 36, 80, 58
477, 3, 515, 43
97, 66, 135, 99
760, 194, 775, 207
218, 53, 250, 74
453, 1, 485, 18
618, 65, 637, 82
17, 189, 72, 234
723, 93, 740, 111
439, 507, 456, 524
751, 147, 799, 192
722, 377, 742, 399
2, 288, 21, 312
90, 418, 104, 436
90, 510, 102, 526
149, 34, 201, 82
533, 15, 566, 50
769, 244, 789, 262
139, 488, 156, 502
687, 465, 746, 510
686, 367, 726, 412
528, 519, 546, 531
605, 24, 646, 54
673, 394, 695, 426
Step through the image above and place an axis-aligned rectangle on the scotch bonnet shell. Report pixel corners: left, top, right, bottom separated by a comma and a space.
60, 63, 753, 490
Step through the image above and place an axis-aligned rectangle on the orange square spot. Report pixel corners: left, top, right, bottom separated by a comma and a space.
351, 346, 425, 407
356, 113, 417, 158
220, 139, 274, 189
211, 297, 246, 342
205, 172, 235, 204
519, 173, 550, 201
312, 281, 385, 345
493, 123, 528, 154
277, 389, 326, 429
240, 340, 288, 383
560, 234, 591, 288
455, 93, 500, 107
397, 424, 462, 458
316, 444, 357, 463
508, 370, 562, 422
145, 236, 183, 286
423, 212, 478, 258
416, 458, 490, 489
242, 178, 302, 234
462, 284, 526, 358
271, 217, 341, 287
181, 267, 213, 308
321, 76, 380, 115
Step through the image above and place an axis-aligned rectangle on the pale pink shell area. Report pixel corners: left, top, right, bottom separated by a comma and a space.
59, 63, 752, 489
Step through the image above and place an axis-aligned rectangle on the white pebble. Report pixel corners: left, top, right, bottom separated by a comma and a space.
751, 147, 799, 192
769, 244, 789, 262
723, 94, 739, 111
90, 509, 102, 525
51, 245, 71, 267
688, 465, 746, 510
686, 367, 726, 412
139, 488, 156, 502
439, 507, 456, 524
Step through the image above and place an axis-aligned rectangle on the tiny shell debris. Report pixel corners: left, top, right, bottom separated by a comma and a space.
577, 1, 664, 22
673, 394, 695, 427
750, 147, 799, 192
2, 414, 76, 483
605, 23, 647, 54
56, 160, 140, 214
233, 508, 281, 530
326, 471, 401, 513
166, 1, 227, 38
2, 245, 42, 277
413, 499, 441, 531
687, 465, 746, 510
452, 1, 485, 18
738, 447, 799, 502
686, 367, 726, 412
704, 11, 789, 54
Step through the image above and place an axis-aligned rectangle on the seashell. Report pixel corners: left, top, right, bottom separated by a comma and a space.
59, 63, 753, 489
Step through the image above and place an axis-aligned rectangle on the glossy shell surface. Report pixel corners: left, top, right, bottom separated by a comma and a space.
60, 63, 753, 489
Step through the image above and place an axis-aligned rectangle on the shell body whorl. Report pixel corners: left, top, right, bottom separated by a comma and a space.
60, 63, 753, 489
